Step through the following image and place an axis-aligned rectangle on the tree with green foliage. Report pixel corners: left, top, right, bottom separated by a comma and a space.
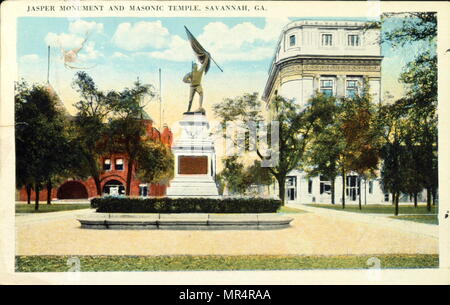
71, 71, 110, 196
245, 160, 274, 194
218, 157, 273, 196
399, 52, 437, 211
134, 141, 174, 186
304, 94, 341, 204
15, 81, 72, 210
218, 156, 248, 195
15, 81, 34, 204
377, 12, 438, 212
214, 93, 335, 204
105, 79, 173, 195
340, 89, 382, 209
379, 101, 414, 216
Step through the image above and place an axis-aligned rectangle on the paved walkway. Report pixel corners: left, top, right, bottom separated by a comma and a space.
287, 204, 439, 238
16, 208, 438, 256
16, 208, 94, 225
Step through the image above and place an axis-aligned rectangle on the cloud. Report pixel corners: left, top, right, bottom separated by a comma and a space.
69, 19, 103, 35
45, 32, 86, 49
141, 17, 290, 62
44, 20, 104, 62
111, 21, 171, 51
111, 51, 129, 59
78, 42, 103, 61
19, 54, 41, 64
111, 18, 289, 62
45, 20, 103, 49
199, 17, 289, 50
146, 35, 192, 61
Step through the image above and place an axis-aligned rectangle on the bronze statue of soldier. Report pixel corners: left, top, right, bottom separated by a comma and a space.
183, 59, 209, 113
183, 26, 223, 114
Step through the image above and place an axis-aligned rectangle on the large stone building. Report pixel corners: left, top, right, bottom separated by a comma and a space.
262, 19, 390, 205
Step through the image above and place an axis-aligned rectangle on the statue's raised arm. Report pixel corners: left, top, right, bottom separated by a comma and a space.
183, 26, 223, 113
199, 54, 210, 73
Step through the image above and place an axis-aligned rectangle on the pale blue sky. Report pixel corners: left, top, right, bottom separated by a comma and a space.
17, 16, 435, 126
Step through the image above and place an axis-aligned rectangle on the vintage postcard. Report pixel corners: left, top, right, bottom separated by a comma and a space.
1, 0, 449, 286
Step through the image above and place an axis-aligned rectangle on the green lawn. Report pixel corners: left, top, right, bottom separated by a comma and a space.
15, 203, 91, 214
15, 254, 438, 272
390, 215, 439, 225
308, 203, 437, 215
278, 206, 307, 214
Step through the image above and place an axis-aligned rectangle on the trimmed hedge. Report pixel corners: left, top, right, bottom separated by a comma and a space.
91, 197, 281, 213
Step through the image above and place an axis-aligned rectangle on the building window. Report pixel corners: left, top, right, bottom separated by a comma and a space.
346, 80, 359, 98
321, 34, 333, 46
289, 35, 296, 46
348, 34, 360, 46
308, 179, 313, 194
103, 159, 111, 171
319, 175, 331, 195
286, 176, 297, 201
346, 175, 359, 201
320, 79, 334, 96
369, 181, 373, 194
139, 185, 148, 197
115, 158, 124, 171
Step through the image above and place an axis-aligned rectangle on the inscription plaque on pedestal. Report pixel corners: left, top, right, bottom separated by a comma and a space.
178, 156, 208, 175
166, 113, 219, 197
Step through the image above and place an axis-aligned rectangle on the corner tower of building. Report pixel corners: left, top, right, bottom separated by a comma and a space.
262, 19, 382, 106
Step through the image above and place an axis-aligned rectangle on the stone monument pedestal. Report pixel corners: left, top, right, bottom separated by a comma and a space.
166, 112, 219, 198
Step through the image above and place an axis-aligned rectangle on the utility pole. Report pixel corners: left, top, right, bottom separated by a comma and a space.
159, 68, 162, 130
47, 45, 50, 83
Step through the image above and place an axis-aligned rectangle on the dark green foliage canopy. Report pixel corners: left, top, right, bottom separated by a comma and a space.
15, 81, 74, 206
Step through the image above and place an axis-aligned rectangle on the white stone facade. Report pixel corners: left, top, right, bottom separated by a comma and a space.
263, 19, 382, 107
263, 19, 390, 204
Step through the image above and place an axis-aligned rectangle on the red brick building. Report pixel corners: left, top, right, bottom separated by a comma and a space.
19, 112, 173, 201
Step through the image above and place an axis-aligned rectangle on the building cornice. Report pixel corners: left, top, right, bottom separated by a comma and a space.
262, 54, 383, 101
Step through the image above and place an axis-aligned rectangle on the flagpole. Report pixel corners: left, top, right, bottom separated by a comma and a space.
159, 68, 162, 130
47, 45, 50, 83
209, 56, 224, 72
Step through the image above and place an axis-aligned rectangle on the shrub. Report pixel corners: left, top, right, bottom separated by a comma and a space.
90, 197, 281, 213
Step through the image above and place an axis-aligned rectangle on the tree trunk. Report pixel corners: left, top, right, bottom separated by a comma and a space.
392, 192, 395, 205
358, 176, 362, 210
126, 158, 134, 196
426, 187, 432, 212
414, 193, 418, 208
46, 180, 52, 205
87, 154, 102, 196
394, 192, 399, 216
364, 179, 367, 205
26, 184, 32, 204
341, 169, 346, 209
93, 175, 102, 196
331, 177, 335, 205
276, 175, 286, 206
432, 188, 437, 206
34, 183, 40, 211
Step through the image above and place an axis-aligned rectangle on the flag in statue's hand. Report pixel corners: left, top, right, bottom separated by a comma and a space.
184, 26, 211, 74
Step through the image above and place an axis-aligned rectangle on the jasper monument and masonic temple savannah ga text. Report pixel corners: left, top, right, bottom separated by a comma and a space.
3, 1, 446, 277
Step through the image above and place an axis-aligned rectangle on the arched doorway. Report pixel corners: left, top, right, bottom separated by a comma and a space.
57, 181, 88, 199
102, 179, 125, 196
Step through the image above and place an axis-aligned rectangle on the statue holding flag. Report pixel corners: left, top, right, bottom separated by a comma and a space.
183, 26, 222, 113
